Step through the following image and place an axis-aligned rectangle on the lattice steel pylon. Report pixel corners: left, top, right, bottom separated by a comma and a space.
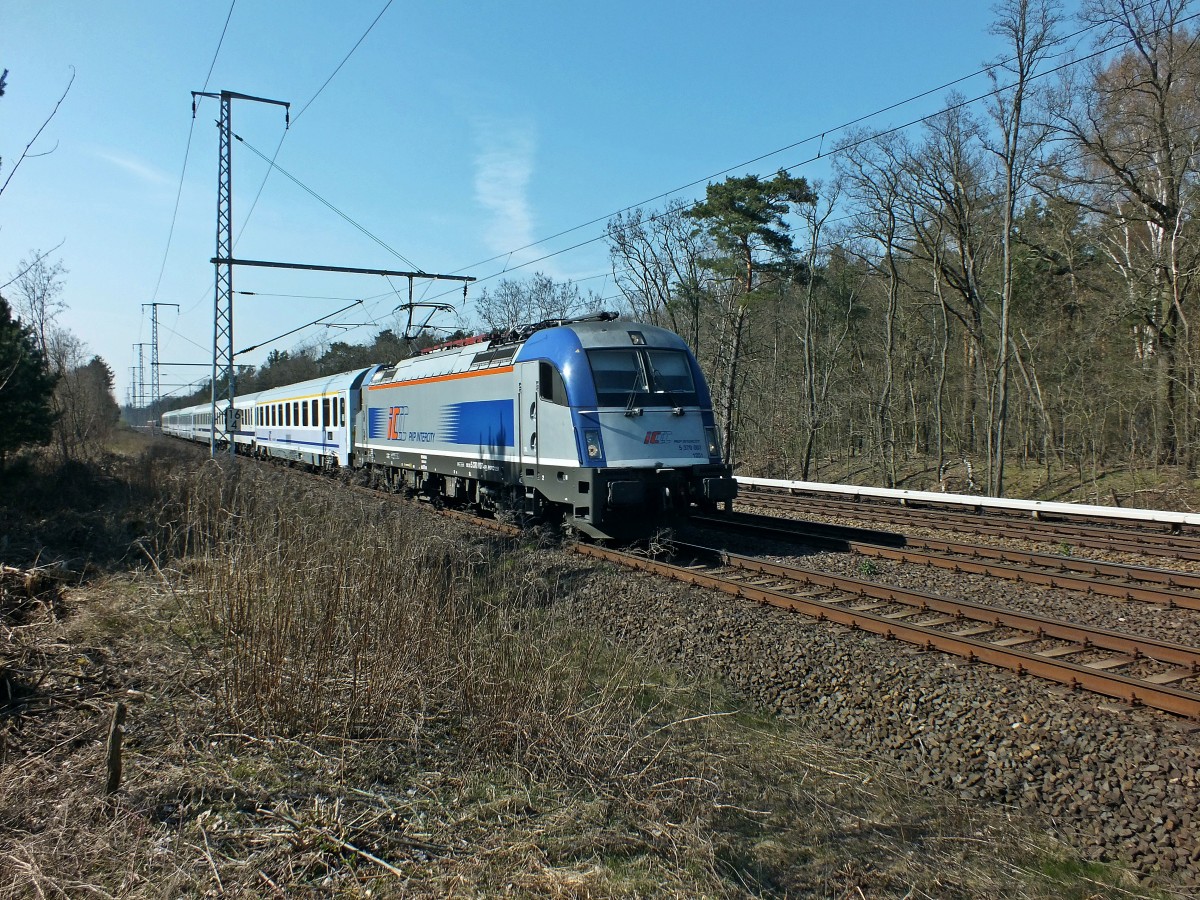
142, 302, 179, 430
192, 89, 290, 457
133, 343, 149, 414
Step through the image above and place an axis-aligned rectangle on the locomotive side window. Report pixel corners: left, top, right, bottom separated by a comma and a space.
538, 361, 568, 405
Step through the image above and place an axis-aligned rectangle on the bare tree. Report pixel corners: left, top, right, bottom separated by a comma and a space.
607, 201, 712, 350
9, 252, 67, 360
837, 132, 913, 485
905, 100, 1000, 457
47, 330, 118, 460
474, 273, 597, 333
983, 0, 1062, 495
1053, 0, 1200, 464
0, 67, 74, 200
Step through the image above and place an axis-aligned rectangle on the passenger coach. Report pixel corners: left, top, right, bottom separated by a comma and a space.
251, 367, 379, 468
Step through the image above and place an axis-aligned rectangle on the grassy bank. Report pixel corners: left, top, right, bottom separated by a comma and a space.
0, 441, 1149, 896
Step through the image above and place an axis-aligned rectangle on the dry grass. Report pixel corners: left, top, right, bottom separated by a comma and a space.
0, 445, 1163, 897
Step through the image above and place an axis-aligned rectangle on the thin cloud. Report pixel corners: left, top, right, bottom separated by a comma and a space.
92, 149, 172, 186
472, 121, 536, 262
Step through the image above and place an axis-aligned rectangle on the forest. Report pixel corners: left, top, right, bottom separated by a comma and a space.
155, 0, 1200, 499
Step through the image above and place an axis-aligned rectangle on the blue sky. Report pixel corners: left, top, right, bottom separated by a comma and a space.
1, 2, 1059, 404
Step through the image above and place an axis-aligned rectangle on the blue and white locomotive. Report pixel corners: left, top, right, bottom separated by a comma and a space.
162, 313, 736, 539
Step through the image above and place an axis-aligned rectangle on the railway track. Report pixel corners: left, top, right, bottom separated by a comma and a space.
575, 539, 1200, 719
737, 483, 1200, 560
171, 446, 1200, 883
211, 449, 1200, 718
692, 511, 1200, 611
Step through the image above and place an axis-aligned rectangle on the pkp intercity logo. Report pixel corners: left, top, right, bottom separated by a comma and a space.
643, 430, 672, 445
386, 406, 410, 440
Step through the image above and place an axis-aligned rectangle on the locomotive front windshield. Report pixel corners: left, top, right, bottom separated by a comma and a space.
588, 349, 698, 407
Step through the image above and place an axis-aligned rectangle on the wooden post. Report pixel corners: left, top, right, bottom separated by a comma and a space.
105, 701, 126, 794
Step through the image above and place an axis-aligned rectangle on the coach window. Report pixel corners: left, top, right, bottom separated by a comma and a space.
539, 361, 568, 405
311, 399, 318, 426
340, 397, 346, 426
302, 402, 309, 427
292, 402, 298, 426
322, 397, 330, 427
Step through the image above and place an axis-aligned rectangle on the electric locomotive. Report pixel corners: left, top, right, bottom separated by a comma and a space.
357, 312, 736, 538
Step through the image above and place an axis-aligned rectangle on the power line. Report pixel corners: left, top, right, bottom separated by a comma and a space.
233, 0, 394, 248
412, 7, 1200, 309
162, 2, 1191, 370
202, 1, 236, 91
438, 4, 1122, 280
148, 0, 238, 304
234, 132, 425, 272
293, 0, 393, 124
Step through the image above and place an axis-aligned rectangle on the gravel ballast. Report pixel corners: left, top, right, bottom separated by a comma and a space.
562, 545, 1200, 890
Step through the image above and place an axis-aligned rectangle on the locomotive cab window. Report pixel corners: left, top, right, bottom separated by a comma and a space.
538, 361, 568, 405
588, 348, 697, 407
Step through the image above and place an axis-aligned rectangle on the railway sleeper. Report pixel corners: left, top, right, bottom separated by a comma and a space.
1144, 667, 1197, 685
1037, 645, 1088, 659
952, 624, 997, 637
1084, 655, 1137, 671
992, 635, 1039, 647
917, 615, 960, 627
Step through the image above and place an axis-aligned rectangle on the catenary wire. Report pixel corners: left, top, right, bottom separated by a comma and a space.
187, 5, 1154, 354
148, 0, 236, 306
163, 3, 1194, 385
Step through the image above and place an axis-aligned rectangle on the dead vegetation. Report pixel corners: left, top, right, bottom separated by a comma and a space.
0, 441, 1156, 896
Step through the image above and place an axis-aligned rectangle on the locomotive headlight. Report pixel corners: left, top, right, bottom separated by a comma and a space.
584, 429, 604, 460
705, 426, 721, 459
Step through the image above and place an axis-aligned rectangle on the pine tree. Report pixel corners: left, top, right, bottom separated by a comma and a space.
0, 296, 59, 461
